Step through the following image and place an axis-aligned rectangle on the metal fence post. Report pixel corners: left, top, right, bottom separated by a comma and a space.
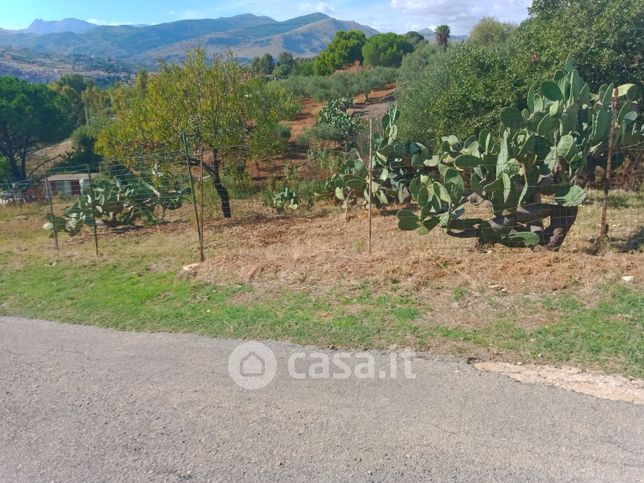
368, 118, 373, 256
44, 171, 59, 251
86, 165, 99, 256
598, 87, 619, 246
182, 133, 205, 262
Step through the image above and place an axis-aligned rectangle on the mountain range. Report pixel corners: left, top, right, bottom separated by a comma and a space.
418, 28, 467, 43
23, 18, 98, 35
0, 13, 379, 65
0, 14, 467, 84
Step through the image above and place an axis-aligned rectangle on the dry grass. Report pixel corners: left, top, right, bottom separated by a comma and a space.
4, 192, 642, 297
1, 191, 642, 377
7, 190, 638, 335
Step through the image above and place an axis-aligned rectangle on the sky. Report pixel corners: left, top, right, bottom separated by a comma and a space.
0, 0, 532, 35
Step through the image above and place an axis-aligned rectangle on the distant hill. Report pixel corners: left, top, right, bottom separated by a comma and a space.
0, 48, 134, 85
24, 18, 97, 35
0, 13, 379, 69
418, 28, 467, 43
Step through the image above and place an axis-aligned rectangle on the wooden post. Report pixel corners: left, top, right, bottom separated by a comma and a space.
44, 172, 59, 251
199, 151, 205, 260
86, 165, 99, 256
599, 88, 618, 245
368, 118, 373, 255
183, 133, 205, 262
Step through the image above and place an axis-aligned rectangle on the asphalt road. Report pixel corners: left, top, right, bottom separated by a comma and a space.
1, 316, 642, 482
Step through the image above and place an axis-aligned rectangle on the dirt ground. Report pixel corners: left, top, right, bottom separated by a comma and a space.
476, 361, 644, 404
194, 206, 640, 291
247, 85, 396, 181
45, 189, 640, 307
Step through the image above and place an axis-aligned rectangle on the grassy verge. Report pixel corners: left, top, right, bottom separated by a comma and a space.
1, 253, 642, 378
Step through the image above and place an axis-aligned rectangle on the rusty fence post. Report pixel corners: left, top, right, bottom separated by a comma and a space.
44, 171, 59, 251
598, 87, 619, 246
182, 133, 205, 262
86, 165, 99, 256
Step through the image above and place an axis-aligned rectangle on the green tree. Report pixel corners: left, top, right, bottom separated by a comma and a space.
97, 50, 298, 218
259, 53, 275, 75
313, 50, 337, 75
398, 43, 438, 79
0, 156, 9, 183
274, 52, 295, 78
404, 31, 425, 48
251, 54, 275, 75
510, 0, 643, 89
313, 30, 367, 74
435, 25, 450, 50
134, 70, 149, 92
51, 74, 94, 127
278, 52, 294, 70
251, 56, 261, 74
469, 17, 515, 48
397, 44, 519, 149
528, 0, 569, 15
362, 33, 414, 68
291, 58, 315, 76
0, 77, 73, 182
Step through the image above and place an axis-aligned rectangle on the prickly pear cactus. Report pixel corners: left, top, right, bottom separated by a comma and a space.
334, 106, 430, 207
397, 54, 642, 250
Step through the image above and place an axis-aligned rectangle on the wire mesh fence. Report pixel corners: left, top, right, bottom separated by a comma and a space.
2, 139, 643, 260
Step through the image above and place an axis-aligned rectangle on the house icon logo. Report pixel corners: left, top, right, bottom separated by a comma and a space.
240, 352, 265, 377
228, 341, 277, 390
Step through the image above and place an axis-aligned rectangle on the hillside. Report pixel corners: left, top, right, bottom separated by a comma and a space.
0, 48, 134, 85
0, 13, 379, 71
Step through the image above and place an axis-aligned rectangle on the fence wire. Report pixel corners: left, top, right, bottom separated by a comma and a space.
1, 143, 642, 259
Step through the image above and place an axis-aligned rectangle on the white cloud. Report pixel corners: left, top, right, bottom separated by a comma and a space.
389, 0, 531, 34
298, 2, 337, 15
87, 18, 134, 26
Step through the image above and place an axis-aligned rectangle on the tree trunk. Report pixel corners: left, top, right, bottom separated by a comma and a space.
444, 203, 578, 250
4, 152, 26, 182
211, 151, 231, 218
544, 205, 578, 250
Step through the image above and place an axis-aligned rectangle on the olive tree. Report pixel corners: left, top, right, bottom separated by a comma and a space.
97, 49, 298, 218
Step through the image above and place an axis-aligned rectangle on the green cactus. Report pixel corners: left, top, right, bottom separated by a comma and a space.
333, 105, 430, 209
44, 164, 188, 236
396, 54, 642, 250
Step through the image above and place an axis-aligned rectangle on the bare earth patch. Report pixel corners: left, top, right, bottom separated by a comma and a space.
475, 362, 644, 405
195, 207, 643, 297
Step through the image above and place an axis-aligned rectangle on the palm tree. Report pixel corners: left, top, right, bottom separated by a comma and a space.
435, 25, 450, 50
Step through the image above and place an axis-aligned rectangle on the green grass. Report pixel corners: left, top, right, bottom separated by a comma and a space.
1, 255, 642, 378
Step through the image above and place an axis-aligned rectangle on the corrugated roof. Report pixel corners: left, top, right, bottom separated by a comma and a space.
45, 173, 97, 181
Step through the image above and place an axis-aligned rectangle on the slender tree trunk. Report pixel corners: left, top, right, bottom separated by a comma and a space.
211, 150, 231, 218
5, 152, 26, 182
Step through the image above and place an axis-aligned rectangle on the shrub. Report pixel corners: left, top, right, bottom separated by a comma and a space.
396, 43, 520, 149
283, 68, 397, 103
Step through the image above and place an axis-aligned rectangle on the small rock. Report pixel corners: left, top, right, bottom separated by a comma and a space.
178, 262, 200, 279
622, 275, 634, 283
